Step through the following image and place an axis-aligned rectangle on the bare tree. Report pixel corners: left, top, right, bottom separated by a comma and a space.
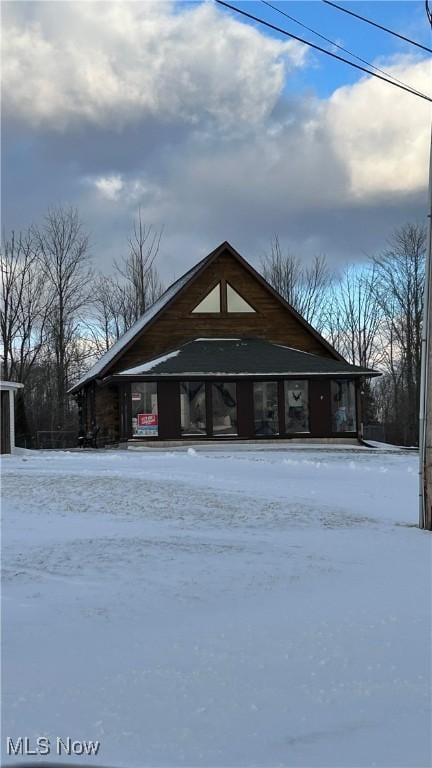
33, 206, 92, 428
114, 211, 163, 323
261, 235, 331, 331
0, 229, 50, 382
87, 274, 133, 354
90, 275, 123, 353
372, 223, 426, 445
87, 213, 164, 356
324, 264, 383, 370
322, 264, 384, 427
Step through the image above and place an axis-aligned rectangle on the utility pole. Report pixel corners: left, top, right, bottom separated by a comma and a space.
419, 128, 432, 530
419, 0, 432, 530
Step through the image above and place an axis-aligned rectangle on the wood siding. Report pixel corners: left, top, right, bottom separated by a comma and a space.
110, 251, 334, 375
94, 384, 119, 444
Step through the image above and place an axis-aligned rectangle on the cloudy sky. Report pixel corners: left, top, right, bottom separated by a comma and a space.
2, 0, 430, 282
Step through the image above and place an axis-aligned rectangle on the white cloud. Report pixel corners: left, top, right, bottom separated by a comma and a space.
2, 1, 305, 131
89, 173, 161, 204
2, 3, 429, 270
92, 174, 124, 201
75, 54, 429, 268
324, 58, 430, 198
148, 57, 430, 220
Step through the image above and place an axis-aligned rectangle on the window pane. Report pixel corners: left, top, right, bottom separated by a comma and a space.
131, 383, 158, 437
227, 284, 255, 313
254, 382, 279, 435
331, 380, 357, 432
285, 380, 309, 433
180, 382, 206, 435
192, 284, 221, 313
212, 382, 237, 436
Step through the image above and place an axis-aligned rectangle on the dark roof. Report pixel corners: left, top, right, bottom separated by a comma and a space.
113, 338, 380, 378
69, 241, 346, 393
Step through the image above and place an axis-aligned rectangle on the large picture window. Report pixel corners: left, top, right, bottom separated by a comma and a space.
212, 382, 237, 436
180, 382, 207, 435
131, 383, 158, 437
284, 380, 309, 433
331, 380, 357, 432
254, 382, 279, 435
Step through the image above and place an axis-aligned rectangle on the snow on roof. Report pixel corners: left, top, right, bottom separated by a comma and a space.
119, 349, 180, 375
70, 259, 204, 391
273, 343, 317, 357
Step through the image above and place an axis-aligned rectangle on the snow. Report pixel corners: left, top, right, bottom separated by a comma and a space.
119, 349, 180, 375
194, 338, 242, 341
1, 447, 431, 767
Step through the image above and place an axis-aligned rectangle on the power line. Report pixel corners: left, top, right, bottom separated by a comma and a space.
262, 0, 427, 100
322, 0, 432, 54
215, 0, 432, 103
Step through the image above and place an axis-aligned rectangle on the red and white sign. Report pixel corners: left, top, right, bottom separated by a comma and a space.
137, 413, 158, 427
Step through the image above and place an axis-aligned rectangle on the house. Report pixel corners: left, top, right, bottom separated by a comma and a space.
1, 381, 24, 454
69, 242, 379, 444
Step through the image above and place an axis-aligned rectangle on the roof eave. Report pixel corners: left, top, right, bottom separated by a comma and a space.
109, 369, 381, 381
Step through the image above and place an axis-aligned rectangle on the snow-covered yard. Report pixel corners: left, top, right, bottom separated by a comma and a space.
1, 446, 431, 767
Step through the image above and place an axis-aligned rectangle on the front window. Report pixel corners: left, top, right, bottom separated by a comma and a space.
212, 382, 237, 436
285, 380, 309, 433
331, 380, 357, 432
254, 382, 279, 435
131, 383, 158, 437
180, 382, 206, 435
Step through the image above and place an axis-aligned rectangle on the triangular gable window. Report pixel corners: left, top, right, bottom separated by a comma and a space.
227, 284, 256, 313
192, 283, 221, 313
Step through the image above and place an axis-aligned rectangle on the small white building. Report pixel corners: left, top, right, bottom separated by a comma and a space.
1, 381, 24, 454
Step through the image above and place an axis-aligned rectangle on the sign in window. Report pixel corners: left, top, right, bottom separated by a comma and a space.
131, 383, 158, 437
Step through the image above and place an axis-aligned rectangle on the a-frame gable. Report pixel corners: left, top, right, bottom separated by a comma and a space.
214, 243, 342, 359
70, 242, 343, 393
